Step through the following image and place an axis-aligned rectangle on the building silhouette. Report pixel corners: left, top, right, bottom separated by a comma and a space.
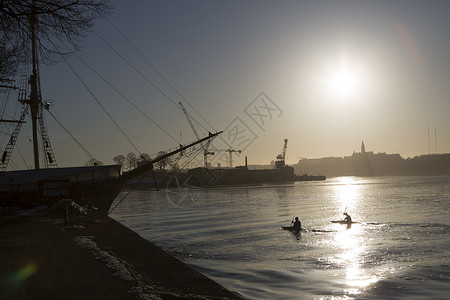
293, 142, 450, 177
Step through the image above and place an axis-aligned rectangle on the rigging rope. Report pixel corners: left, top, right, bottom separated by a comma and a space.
93, 30, 179, 107
105, 17, 217, 134
44, 107, 98, 164
71, 51, 179, 144
59, 53, 144, 158
1, 66, 32, 170
108, 138, 209, 215
108, 167, 151, 215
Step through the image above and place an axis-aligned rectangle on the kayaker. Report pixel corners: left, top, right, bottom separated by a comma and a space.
343, 212, 352, 223
292, 217, 302, 230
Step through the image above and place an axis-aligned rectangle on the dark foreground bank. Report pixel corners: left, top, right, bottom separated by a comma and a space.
0, 210, 241, 300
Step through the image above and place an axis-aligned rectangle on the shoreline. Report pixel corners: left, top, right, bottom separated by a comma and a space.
0, 209, 241, 299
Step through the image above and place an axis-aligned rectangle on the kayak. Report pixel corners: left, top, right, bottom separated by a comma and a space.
281, 226, 303, 232
331, 220, 359, 224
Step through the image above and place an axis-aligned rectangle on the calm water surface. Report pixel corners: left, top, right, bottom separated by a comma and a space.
110, 176, 450, 299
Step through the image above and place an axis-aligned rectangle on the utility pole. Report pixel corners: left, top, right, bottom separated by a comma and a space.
435, 128, 437, 153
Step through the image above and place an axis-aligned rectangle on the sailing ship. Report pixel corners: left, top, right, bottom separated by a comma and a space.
0, 8, 221, 216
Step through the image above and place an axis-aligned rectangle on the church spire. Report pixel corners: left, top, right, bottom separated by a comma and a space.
361, 141, 366, 153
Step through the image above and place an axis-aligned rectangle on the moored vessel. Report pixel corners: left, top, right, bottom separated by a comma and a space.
0, 4, 221, 215
187, 139, 325, 186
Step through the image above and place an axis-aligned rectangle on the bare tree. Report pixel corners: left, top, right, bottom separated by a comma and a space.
139, 153, 151, 162
126, 152, 137, 171
113, 154, 125, 167
0, 40, 17, 80
85, 158, 103, 166
0, 0, 112, 72
156, 151, 173, 171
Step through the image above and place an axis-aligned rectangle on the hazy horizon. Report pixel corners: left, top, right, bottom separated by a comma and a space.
4, 0, 450, 168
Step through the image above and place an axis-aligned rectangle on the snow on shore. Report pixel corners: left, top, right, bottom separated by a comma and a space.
73, 236, 162, 300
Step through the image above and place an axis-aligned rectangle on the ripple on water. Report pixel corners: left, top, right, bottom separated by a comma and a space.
111, 177, 450, 299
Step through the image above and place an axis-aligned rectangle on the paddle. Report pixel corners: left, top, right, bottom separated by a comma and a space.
281, 216, 297, 231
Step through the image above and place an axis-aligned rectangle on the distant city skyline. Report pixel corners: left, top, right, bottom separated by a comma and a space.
4, 0, 450, 168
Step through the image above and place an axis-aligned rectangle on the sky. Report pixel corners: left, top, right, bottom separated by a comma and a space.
3, 0, 450, 168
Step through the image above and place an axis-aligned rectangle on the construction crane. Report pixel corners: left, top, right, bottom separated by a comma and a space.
226, 149, 241, 168
179, 102, 214, 167
203, 140, 215, 167
210, 148, 241, 168
275, 139, 288, 169
179, 102, 199, 139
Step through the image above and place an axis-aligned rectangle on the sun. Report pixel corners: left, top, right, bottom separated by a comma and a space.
329, 68, 358, 95
324, 61, 362, 99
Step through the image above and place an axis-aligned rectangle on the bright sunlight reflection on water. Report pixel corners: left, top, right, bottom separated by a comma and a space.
334, 226, 379, 295
328, 177, 380, 296
113, 176, 450, 299
333, 177, 362, 211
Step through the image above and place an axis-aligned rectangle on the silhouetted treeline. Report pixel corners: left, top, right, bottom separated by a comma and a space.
293, 153, 450, 178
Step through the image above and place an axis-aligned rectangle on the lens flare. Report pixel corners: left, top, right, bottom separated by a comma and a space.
13, 263, 38, 283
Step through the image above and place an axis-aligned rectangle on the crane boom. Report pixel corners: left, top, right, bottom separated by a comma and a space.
275, 139, 288, 169
179, 102, 215, 167
211, 149, 241, 167
179, 102, 199, 139
226, 149, 241, 168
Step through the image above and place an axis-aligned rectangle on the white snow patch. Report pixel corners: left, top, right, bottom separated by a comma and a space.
52, 199, 87, 216
128, 287, 162, 299
73, 236, 133, 281
61, 225, 85, 231
73, 236, 166, 299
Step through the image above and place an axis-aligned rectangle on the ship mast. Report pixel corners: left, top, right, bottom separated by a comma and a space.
29, 4, 40, 169
19, 1, 57, 170
0, 3, 44, 172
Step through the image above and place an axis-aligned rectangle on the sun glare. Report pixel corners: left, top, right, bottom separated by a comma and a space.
323, 60, 363, 99
330, 68, 357, 94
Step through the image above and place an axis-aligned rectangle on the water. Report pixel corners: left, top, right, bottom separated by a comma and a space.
110, 176, 450, 299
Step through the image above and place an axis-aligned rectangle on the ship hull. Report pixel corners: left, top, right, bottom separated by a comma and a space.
1, 165, 122, 216
187, 166, 325, 186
